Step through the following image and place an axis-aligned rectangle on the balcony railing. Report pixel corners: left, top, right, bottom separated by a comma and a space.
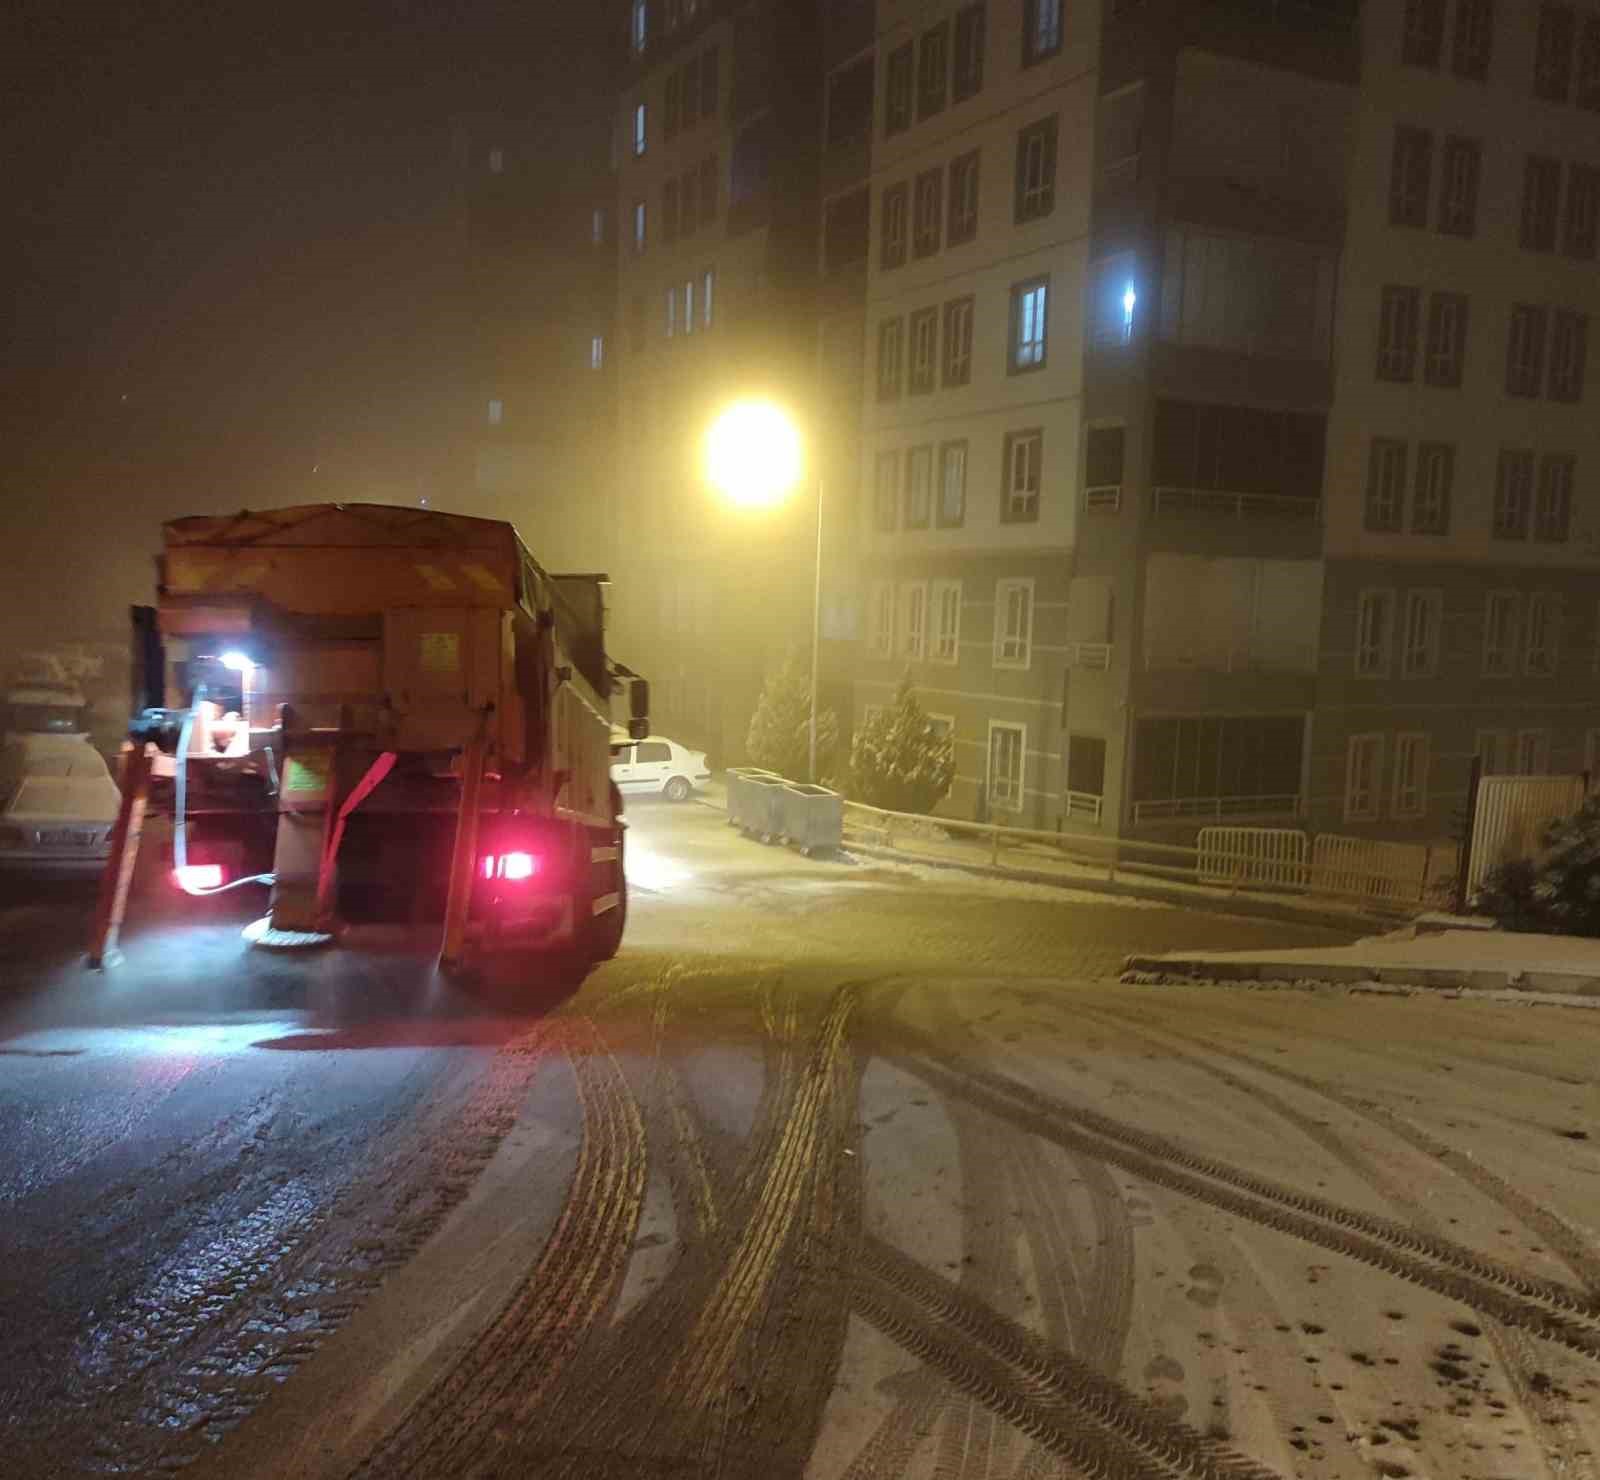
1143, 643, 1316, 674
1084, 484, 1122, 512
1151, 486, 1321, 520
1132, 793, 1302, 824
1066, 641, 1112, 670
1064, 790, 1104, 822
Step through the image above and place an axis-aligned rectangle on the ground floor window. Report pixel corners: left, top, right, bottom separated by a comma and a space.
987, 722, 1025, 812
1065, 733, 1106, 820
1344, 732, 1384, 822
1131, 715, 1303, 822
1392, 732, 1429, 818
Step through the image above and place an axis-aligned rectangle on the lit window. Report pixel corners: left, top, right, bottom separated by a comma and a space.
1024, 0, 1062, 66
633, 101, 648, 157
631, 0, 648, 54
633, 200, 647, 252
702, 269, 715, 328
1010, 278, 1048, 371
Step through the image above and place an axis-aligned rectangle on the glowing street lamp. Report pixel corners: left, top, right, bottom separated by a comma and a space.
705, 400, 826, 782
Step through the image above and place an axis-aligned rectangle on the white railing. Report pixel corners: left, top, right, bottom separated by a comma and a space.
1132, 794, 1301, 824
1198, 826, 1308, 889
1064, 790, 1104, 821
1466, 775, 1587, 900
1151, 486, 1321, 521
1084, 484, 1122, 512
1143, 642, 1317, 674
1066, 641, 1112, 670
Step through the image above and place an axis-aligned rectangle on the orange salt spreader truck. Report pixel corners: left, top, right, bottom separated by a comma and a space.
87, 503, 648, 973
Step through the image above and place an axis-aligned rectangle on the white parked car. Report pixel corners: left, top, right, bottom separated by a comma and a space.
0, 735, 122, 877
611, 735, 711, 802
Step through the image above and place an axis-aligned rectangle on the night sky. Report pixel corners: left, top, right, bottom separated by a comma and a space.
3, 1, 612, 652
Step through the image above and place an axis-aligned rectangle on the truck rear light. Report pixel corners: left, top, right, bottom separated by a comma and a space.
481, 851, 539, 882
174, 863, 225, 892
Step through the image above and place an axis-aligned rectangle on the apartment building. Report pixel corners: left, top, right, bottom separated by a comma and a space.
1313, 0, 1600, 841
851, 0, 1099, 826
608, 0, 828, 760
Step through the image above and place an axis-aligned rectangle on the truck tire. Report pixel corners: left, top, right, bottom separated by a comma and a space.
582, 785, 627, 962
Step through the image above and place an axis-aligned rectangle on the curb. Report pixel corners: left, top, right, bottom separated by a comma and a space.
842, 841, 1385, 935
1122, 953, 1600, 1002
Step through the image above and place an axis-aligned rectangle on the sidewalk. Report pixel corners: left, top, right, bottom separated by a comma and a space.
1125, 923, 1600, 998
694, 779, 1386, 934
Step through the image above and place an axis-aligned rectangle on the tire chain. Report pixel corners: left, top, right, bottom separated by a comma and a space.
891, 1045, 1600, 1363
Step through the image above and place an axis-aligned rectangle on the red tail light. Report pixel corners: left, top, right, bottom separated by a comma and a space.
480, 852, 540, 882
174, 863, 225, 893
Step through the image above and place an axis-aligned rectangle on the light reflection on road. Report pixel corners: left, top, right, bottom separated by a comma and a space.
625, 838, 692, 893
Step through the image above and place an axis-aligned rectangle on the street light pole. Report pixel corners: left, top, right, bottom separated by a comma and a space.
808, 476, 824, 784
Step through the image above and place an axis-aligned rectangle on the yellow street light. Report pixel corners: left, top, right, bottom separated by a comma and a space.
705, 399, 804, 510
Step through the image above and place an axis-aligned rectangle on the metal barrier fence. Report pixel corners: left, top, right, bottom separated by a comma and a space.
1197, 827, 1307, 889
1309, 834, 1451, 907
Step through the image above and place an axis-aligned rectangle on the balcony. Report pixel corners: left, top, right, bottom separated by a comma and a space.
1064, 790, 1104, 823
1151, 486, 1320, 521
1066, 641, 1113, 670
1144, 640, 1315, 674
1084, 484, 1122, 513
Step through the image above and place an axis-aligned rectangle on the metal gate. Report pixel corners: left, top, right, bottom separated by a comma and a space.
1466, 774, 1587, 900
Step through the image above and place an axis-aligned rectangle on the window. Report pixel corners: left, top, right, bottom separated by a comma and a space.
1550, 311, 1588, 401
1377, 286, 1420, 381
663, 179, 680, 243
1355, 589, 1395, 676
877, 318, 904, 401
1015, 116, 1058, 222
665, 71, 682, 138
1522, 156, 1561, 250
487, 398, 504, 426
932, 579, 962, 662
1393, 734, 1430, 819
1066, 735, 1107, 805
995, 580, 1034, 667
1535, 454, 1575, 541
1581, 15, 1600, 109
488, 147, 505, 174
918, 21, 948, 119
881, 183, 908, 269
1483, 591, 1521, 675
682, 278, 695, 335
1566, 165, 1600, 258
874, 451, 900, 532
901, 309, 937, 397
1402, 0, 1444, 66
827, 57, 875, 150
681, 170, 699, 236
901, 583, 928, 659
633, 200, 647, 253
1344, 734, 1385, 822
942, 296, 973, 387
701, 268, 714, 329
947, 150, 980, 245
1535, 3, 1575, 101
700, 46, 718, 119
953, 4, 986, 102
1494, 449, 1534, 538
1085, 426, 1125, 506
699, 155, 719, 222
592, 206, 607, 245
1413, 443, 1454, 533
631, 0, 648, 54
1023, 0, 1062, 66
1009, 277, 1049, 371
1365, 438, 1407, 532
913, 169, 942, 257
1517, 729, 1551, 776
1476, 729, 1512, 775
905, 444, 933, 527
868, 582, 894, 657
1424, 292, 1468, 387
1401, 589, 1443, 677
1506, 305, 1547, 396
1525, 592, 1561, 674
1151, 399, 1327, 508
589, 334, 605, 370
664, 286, 677, 339
885, 44, 913, 135
1439, 137, 1481, 236
682, 61, 700, 130
633, 101, 647, 157
1002, 430, 1042, 522
938, 441, 967, 527
1389, 126, 1432, 228
1453, 0, 1493, 80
